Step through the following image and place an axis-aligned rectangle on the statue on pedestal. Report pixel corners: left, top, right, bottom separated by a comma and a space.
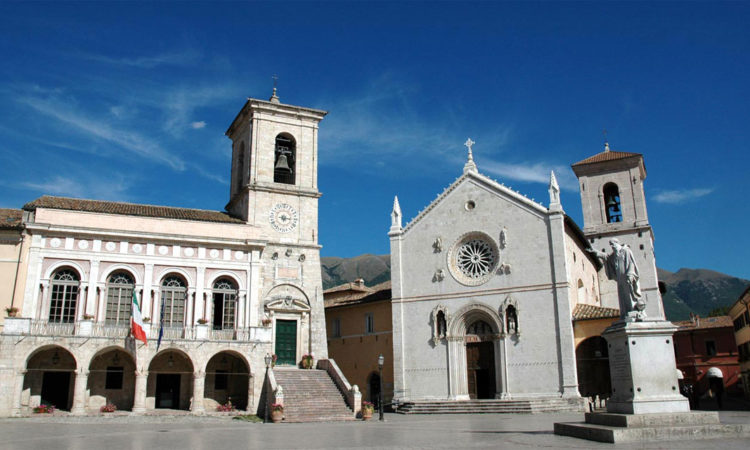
588, 239, 646, 320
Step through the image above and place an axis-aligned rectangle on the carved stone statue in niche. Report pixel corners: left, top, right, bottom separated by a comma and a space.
431, 305, 449, 344
506, 305, 518, 335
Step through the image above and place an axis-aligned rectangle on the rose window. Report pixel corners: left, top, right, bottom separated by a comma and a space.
447, 232, 499, 286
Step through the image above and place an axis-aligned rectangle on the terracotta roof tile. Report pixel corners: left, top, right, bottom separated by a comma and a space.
572, 303, 620, 321
0, 209, 23, 230
325, 281, 392, 308
572, 150, 642, 167
673, 315, 733, 330
23, 196, 244, 224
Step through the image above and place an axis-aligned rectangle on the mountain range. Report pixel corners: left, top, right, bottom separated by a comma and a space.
321, 254, 749, 321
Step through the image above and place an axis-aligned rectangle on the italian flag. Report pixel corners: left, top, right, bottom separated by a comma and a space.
131, 290, 148, 345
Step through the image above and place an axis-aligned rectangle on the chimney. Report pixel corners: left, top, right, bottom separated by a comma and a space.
354, 278, 365, 288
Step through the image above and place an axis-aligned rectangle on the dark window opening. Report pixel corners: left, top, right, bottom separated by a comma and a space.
274, 134, 296, 185
603, 183, 622, 223
214, 370, 229, 390
705, 340, 717, 356
105, 366, 124, 389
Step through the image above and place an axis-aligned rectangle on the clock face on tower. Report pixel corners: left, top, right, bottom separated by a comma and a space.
269, 203, 299, 233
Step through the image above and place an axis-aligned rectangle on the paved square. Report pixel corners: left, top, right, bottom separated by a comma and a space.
0, 412, 748, 449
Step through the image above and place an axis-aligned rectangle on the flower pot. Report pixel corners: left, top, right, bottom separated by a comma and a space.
7, 310, 17, 318
271, 409, 283, 423
362, 409, 373, 420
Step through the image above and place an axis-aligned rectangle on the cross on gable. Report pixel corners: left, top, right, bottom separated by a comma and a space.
464, 138, 475, 154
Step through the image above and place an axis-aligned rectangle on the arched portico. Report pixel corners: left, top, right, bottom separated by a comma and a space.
23, 345, 77, 411
147, 349, 194, 410
88, 347, 136, 411
204, 350, 252, 411
446, 303, 507, 400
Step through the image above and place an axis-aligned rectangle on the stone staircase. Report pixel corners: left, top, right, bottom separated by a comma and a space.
396, 397, 584, 414
272, 368, 355, 423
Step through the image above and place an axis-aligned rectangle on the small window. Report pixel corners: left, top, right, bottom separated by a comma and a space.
105, 366, 124, 390
332, 318, 341, 338
705, 340, 717, 356
214, 370, 229, 390
365, 313, 374, 335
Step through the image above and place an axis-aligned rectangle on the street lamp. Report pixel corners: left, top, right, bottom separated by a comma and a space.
264, 353, 272, 423
378, 354, 385, 421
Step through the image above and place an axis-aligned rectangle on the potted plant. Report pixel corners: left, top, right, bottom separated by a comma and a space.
142, 317, 150, 323
33, 403, 55, 414
301, 353, 314, 369
361, 401, 374, 420
271, 354, 277, 368
5, 306, 18, 317
100, 403, 117, 413
216, 400, 235, 412
270, 403, 283, 423
197, 318, 209, 325
83, 313, 95, 320
261, 318, 272, 327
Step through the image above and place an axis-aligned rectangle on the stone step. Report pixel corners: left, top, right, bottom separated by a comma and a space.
397, 398, 584, 414
271, 368, 354, 423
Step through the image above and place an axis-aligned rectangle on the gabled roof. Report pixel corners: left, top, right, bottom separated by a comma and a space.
572, 304, 620, 321
572, 150, 643, 167
23, 196, 245, 224
0, 209, 23, 230
325, 281, 391, 308
402, 170, 549, 233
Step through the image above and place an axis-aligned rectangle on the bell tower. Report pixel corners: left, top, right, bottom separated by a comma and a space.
572, 142, 664, 319
224, 90, 327, 239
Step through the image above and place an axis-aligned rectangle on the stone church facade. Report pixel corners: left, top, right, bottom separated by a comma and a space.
0, 92, 329, 416
389, 142, 661, 407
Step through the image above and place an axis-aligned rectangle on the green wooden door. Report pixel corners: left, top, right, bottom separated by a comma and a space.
275, 320, 297, 365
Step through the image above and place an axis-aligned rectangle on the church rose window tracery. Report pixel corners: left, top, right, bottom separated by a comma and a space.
49, 268, 80, 323
106, 272, 134, 325
448, 233, 499, 286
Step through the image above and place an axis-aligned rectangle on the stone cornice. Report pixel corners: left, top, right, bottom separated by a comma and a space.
392, 281, 568, 304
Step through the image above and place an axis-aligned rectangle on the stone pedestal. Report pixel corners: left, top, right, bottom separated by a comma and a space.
603, 320, 688, 414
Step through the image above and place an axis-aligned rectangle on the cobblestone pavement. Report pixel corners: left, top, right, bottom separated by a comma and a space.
0, 411, 748, 449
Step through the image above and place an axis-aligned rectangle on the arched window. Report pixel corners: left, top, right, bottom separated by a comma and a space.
106, 272, 134, 325
49, 268, 80, 323
212, 278, 237, 330
577, 279, 585, 304
273, 133, 296, 185
161, 275, 186, 327
603, 183, 622, 223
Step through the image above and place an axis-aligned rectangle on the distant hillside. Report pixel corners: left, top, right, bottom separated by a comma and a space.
321, 255, 749, 321
320, 254, 390, 290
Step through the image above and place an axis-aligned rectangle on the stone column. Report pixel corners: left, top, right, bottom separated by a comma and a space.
247, 373, 254, 412
132, 368, 148, 413
191, 370, 205, 414
12, 370, 27, 416
70, 369, 89, 415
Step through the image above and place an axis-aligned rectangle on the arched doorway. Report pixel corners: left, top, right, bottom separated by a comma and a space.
147, 350, 194, 410
576, 336, 611, 398
204, 351, 250, 410
88, 347, 135, 411
466, 320, 496, 399
24, 346, 76, 411
368, 371, 381, 409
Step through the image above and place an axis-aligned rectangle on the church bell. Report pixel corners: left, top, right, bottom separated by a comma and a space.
275, 154, 292, 172
606, 197, 620, 212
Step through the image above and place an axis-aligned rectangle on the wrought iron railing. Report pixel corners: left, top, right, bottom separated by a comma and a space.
92, 323, 130, 338
30, 320, 75, 336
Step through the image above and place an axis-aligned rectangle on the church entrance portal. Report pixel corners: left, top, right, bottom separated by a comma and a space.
275, 320, 297, 365
41, 371, 71, 410
155, 374, 181, 409
466, 341, 496, 399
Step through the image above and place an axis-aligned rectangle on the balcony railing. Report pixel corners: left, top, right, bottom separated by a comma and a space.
6, 319, 272, 343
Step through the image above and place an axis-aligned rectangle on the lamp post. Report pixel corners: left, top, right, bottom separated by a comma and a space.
378, 354, 384, 421
264, 353, 272, 423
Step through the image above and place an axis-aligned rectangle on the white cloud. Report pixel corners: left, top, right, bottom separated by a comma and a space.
16, 95, 185, 170
21, 175, 131, 201
480, 160, 579, 191
191, 121, 206, 129
652, 188, 714, 204
78, 50, 201, 68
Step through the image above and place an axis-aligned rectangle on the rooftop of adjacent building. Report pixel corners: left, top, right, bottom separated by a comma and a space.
0, 208, 23, 230
23, 195, 244, 224
674, 314, 734, 331
324, 280, 391, 309
571, 303, 620, 321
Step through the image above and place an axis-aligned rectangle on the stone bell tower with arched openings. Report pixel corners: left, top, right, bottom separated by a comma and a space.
571, 142, 664, 320
225, 89, 330, 361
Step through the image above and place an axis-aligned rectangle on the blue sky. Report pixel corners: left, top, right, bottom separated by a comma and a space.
1, 2, 748, 279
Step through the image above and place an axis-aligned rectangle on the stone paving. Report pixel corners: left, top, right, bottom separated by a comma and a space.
0, 411, 748, 449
